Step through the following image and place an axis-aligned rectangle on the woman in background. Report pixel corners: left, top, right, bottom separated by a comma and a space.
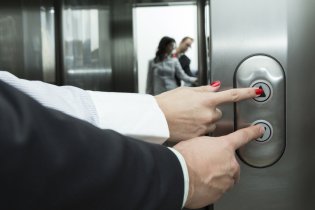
146, 36, 197, 95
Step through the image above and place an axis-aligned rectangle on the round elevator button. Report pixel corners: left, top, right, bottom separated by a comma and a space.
252, 120, 273, 142
250, 80, 272, 102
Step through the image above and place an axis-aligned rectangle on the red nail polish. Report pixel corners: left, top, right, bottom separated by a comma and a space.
255, 88, 264, 96
210, 81, 221, 87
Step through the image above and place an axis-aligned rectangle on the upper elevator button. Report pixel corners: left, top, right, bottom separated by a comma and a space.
250, 80, 272, 102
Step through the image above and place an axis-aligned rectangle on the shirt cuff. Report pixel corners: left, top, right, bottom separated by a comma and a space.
87, 91, 170, 144
168, 147, 189, 208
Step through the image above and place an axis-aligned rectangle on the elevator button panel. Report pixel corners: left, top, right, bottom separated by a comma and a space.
235, 55, 285, 168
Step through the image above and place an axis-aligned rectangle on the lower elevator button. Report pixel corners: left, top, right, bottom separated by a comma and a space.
252, 120, 273, 142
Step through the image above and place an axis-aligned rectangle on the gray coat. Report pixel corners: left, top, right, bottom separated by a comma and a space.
146, 56, 197, 95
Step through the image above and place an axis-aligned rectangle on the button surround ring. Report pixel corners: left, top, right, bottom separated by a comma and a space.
252, 120, 273, 142
250, 80, 273, 103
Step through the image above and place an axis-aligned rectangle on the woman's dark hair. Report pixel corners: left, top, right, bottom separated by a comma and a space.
154, 36, 175, 63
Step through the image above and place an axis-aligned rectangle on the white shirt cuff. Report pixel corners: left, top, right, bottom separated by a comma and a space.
87, 91, 170, 144
168, 147, 189, 208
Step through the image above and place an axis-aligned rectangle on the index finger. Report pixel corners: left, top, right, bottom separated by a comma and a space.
210, 88, 258, 106
223, 125, 264, 150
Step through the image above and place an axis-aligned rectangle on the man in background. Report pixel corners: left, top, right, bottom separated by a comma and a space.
173, 37, 197, 87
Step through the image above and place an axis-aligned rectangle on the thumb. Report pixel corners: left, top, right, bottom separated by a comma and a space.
223, 125, 265, 150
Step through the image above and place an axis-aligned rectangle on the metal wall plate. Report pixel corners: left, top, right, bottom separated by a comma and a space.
235, 55, 286, 168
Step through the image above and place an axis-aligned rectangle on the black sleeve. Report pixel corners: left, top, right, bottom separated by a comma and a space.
0, 80, 184, 210
179, 55, 193, 77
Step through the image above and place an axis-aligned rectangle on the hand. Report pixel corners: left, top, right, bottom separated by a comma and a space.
174, 125, 264, 209
155, 84, 260, 142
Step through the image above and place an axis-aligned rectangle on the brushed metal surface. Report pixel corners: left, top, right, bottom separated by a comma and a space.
210, 0, 315, 209
0, 1, 54, 81
235, 55, 285, 168
61, 0, 113, 91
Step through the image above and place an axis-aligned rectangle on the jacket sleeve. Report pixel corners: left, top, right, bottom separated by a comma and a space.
179, 55, 194, 77
0, 80, 184, 210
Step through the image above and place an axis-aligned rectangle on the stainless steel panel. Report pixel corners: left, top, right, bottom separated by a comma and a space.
60, 0, 136, 92
61, 0, 113, 90
22, 1, 43, 80
0, 1, 55, 81
197, 0, 208, 85
235, 55, 285, 168
110, 0, 136, 92
210, 0, 315, 209
211, 0, 287, 137
0, 5, 24, 77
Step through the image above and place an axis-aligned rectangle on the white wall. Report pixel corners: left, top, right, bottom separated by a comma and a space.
133, 5, 198, 93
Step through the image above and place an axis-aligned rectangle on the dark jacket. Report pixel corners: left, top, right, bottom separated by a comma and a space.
0, 80, 184, 210
175, 54, 196, 86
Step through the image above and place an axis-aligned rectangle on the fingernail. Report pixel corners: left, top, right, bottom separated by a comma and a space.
255, 88, 264, 96
259, 126, 265, 135
210, 81, 221, 87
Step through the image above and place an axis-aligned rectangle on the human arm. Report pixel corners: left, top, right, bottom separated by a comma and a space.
0, 79, 264, 209
0, 71, 261, 144
0, 80, 184, 210
0, 71, 169, 144
174, 125, 264, 209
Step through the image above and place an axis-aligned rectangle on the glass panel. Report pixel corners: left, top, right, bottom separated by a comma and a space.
62, 1, 112, 90
40, 5, 56, 83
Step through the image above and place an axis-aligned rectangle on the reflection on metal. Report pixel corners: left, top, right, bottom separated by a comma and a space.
235, 55, 286, 168
41, 6, 56, 83
65, 68, 112, 91
61, 3, 112, 91
211, 0, 287, 137
133, 1, 196, 7
1, 0, 202, 92
68, 68, 111, 75
0, 15, 20, 76
0, 1, 56, 81
110, 0, 136, 92
197, 0, 208, 85
54, 0, 64, 85
0, 0, 136, 92
60, 0, 136, 92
